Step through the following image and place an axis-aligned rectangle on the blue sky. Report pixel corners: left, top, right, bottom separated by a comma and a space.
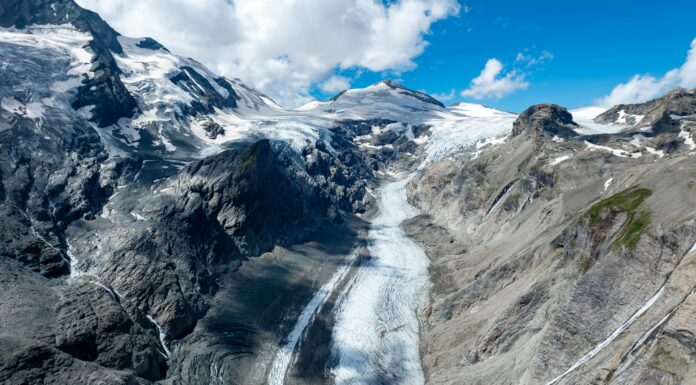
80, 0, 696, 111
315, 0, 696, 111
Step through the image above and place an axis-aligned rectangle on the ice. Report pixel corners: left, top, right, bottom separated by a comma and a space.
571, 106, 630, 135
330, 175, 430, 385
420, 104, 515, 167
0, 24, 94, 93
267, 250, 358, 385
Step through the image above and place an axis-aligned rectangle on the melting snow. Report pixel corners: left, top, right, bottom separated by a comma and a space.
679, 124, 695, 150
585, 141, 640, 158
549, 154, 571, 166
603, 177, 614, 193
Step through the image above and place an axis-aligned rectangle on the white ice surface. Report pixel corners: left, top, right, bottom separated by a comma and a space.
571, 106, 631, 135
330, 175, 430, 385
421, 103, 516, 166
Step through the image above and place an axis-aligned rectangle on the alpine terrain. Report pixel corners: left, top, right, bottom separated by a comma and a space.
1, 1, 696, 385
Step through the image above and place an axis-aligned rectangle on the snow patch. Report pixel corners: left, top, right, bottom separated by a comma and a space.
644, 146, 665, 158
603, 177, 613, 193
585, 141, 640, 158
1, 97, 45, 119
549, 154, 571, 166
679, 124, 695, 150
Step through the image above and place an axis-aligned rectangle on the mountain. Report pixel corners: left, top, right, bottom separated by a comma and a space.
407, 94, 696, 385
1, 1, 696, 385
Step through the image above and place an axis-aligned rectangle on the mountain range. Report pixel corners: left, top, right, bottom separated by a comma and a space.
1, 1, 696, 385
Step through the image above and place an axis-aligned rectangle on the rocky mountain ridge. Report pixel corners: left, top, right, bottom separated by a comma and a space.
1, 1, 696, 384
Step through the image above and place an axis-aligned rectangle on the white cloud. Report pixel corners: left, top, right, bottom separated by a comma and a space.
76, 0, 460, 107
460, 58, 528, 100
515, 50, 553, 68
319, 75, 351, 94
430, 89, 455, 102
597, 38, 696, 106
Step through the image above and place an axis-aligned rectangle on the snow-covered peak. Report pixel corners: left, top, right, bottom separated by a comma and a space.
299, 80, 446, 123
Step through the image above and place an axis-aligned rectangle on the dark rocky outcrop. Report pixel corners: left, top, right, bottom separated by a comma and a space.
199, 118, 225, 139
512, 104, 579, 139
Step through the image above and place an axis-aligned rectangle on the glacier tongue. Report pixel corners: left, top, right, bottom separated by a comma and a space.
330, 175, 430, 385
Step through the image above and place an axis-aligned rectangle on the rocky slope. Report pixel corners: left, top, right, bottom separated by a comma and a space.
1, 0, 696, 384
406, 98, 696, 385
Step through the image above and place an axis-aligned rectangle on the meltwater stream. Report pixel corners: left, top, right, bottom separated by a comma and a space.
330, 175, 430, 385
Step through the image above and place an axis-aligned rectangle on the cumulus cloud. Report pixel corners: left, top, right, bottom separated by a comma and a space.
76, 0, 460, 107
460, 58, 528, 100
319, 75, 351, 94
597, 38, 696, 106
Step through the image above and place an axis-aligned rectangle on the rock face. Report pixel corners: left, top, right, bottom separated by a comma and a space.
512, 103, 579, 139
0, 1, 373, 383
0, 0, 137, 126
596, 88, 696, 133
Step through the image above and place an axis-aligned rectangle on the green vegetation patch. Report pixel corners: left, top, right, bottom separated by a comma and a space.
588, 187, 653, 248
